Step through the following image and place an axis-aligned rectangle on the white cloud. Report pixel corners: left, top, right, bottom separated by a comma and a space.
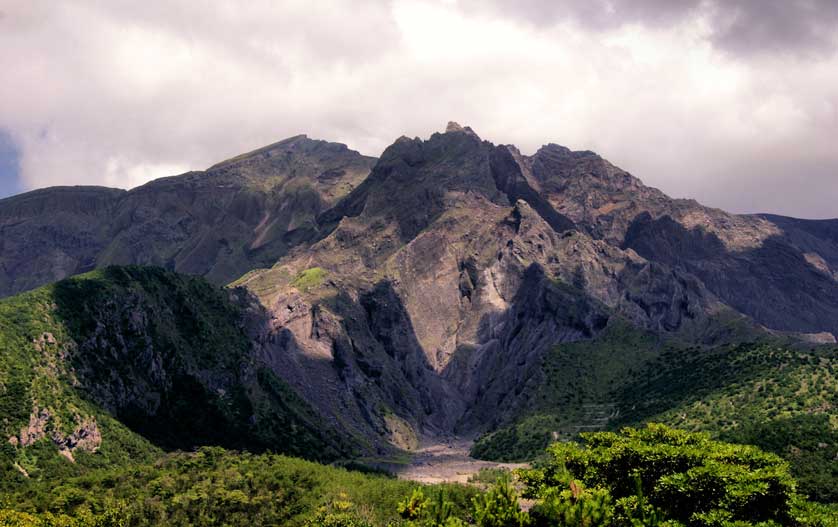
0, 0, 836, 217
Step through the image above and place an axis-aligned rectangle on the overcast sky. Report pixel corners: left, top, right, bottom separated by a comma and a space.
1, 0, 837, 218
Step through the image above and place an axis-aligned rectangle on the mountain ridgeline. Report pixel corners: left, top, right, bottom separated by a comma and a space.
1, 123, 837, 508
0, 136, 376, 298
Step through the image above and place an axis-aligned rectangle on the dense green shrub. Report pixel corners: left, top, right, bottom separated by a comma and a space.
518, 424, 814, 527
2, 448, 432, 526
471, 477, 529, 527
400, 424, 834, 527
529, 482, 615, 527
722, 414, 838, 503
397, 480, 529, 527
304, 493, 373, 527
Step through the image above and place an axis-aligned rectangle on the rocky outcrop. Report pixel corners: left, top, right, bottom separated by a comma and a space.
513, 137, 838, 339
623, 212, 838, 337
12, 406, 101, 463
1, 266, 359, 463
0, 186, 126, 296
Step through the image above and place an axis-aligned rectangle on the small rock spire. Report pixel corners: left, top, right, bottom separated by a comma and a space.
444, 121, 480, 139
446, 121, 466, 133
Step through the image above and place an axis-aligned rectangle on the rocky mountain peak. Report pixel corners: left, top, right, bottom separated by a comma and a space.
207, 134, 370, 175
535, 143, 599, 160
318, 124, 578, 246
444, 121, 480, 139
445, 121, 464, 132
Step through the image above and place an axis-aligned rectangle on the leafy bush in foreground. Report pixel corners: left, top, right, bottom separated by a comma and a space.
1, 447, 476, 526
2, 426, 835, 527
518, 424, 833, 527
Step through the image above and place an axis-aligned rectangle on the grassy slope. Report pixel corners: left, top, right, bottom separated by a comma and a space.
471, 321, 838, 502
0, 447, 477, 527
617, 342, 837, 502
0, 266, 356, 491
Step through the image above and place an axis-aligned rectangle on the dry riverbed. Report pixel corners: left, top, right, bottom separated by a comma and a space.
392, 438, 527, 485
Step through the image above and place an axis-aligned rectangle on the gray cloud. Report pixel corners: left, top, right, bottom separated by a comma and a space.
709, 0, 838, 57
0, 0, 836, 218
460, 0, 703, 31
466, 0, 838, 57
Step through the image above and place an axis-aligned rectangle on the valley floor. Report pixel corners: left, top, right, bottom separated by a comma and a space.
392, 438, 527, 484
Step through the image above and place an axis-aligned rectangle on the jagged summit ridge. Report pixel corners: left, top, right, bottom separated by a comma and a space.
208, 134, 369, 172
1, 125, 837, 339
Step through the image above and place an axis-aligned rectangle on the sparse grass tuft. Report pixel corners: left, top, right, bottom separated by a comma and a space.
291, 267, 327, 292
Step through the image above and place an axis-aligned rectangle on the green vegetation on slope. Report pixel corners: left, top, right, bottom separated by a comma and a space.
0, 447, 477, 527
471, 322, 662, 461
723, 414, 837, 504
2, 426, 834, 527
471, 323, 837, 503
516, 424, 836, 527
291, 266, 328, 292
0, 266, 356, 488
617, 343, 838, 503
0, 270, 162, 491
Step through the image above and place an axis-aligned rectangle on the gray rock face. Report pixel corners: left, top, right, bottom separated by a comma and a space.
0, 186, 126, 295
623, 212, 838, 337
0, 136, 375, 297
518, 138, 838, 338
240, 126, 722, 443
37, 266, 357, 460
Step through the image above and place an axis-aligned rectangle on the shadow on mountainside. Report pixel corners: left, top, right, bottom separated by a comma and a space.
255, 279, 468, 455
623, 212, 838, 338
444, 263, 611, 435
50, 266, 355, 461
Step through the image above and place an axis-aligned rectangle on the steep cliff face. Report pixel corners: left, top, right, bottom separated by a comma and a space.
516, 140, 838, 338
0, 136, 375, 298
623, 213, 838, 337
525, 143, 782, 251
236, 125, 721, 444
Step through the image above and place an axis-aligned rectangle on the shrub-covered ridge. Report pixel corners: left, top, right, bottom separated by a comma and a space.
0, 266, 356, 488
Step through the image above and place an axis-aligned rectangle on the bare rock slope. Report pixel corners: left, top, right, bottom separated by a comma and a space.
235, 124, 837, 447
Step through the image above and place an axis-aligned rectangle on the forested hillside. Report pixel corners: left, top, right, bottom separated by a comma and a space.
0, 266, 356, 492
471, 324, 838, 502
